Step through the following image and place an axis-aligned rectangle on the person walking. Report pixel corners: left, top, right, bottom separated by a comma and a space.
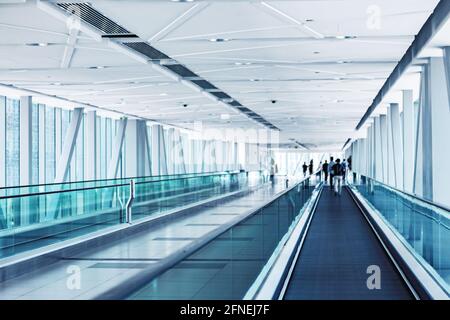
269, 158, 277, 185
342, 158, 348, 183
328, 157, 335, 187
317, 161, 323, 181
308, 160, 314, 175
322, 160, 329, 183
302, 162, 308, 177
332, 159, 344, 196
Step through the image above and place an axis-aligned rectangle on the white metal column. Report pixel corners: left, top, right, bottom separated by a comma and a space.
379, 114, 388, 183
386, 107, 396, 186
166, 128, 174, 174
427, 57, 450, 205
390, 103, 403, 189
444, 47, 450, 111
413, 71, 424, 196
402, 90, 415, 193
374, 116, 383, 181
54, 108, 83, 183
55, 108, 62, 167
38, 104, 46, 184
0, 97, 5, 188
85, 110, 97, 180
151, 124, 168, 176
19, 96, 32, 186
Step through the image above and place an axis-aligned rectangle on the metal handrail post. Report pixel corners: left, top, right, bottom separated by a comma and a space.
126, 179, 135, 224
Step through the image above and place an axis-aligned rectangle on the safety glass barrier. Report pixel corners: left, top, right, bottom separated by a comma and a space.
0, 171, 242, 198
351, 174, 450, 295
0, 171, 263, 259
126, 177, 316, 300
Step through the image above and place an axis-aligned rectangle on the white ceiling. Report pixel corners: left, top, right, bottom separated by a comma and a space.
0, 0, 441, 150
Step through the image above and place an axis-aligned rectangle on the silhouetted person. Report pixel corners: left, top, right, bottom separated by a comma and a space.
342, 158, 348, 183
308, 160, 313, 175
329, 157, 335, 187
322, 160, 329, 183
332, 159, 344, 196
269, 158, 277, 185
302, 162, 308, 177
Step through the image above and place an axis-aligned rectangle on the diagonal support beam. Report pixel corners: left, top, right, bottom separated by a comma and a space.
149, 3, 210, 42
258, 2, 325, 39
61, 27, 79, 68
107, 117, 127, 179
54, 108, 83, 183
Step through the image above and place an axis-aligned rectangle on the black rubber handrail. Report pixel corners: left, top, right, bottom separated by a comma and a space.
357, 174, 450, 213
0, 170, 238, 190
0, 171, 252, 200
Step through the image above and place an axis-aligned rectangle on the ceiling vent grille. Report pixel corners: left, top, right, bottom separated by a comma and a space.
57, 3, 131, 35
123, 42, 170, 61
54, 3, 280, 131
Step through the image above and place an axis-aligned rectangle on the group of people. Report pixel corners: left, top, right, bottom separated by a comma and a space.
270, 155, 352, 196
301, 160, 314, 177
301, 157, 348, 195
322, 157, 348, 196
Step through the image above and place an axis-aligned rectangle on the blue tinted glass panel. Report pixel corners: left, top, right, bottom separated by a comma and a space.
31, 103, 39, 184
5, 98, 20, 187
45, 106, 55, 183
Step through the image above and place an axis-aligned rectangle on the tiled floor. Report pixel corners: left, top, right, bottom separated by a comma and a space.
0, 182, 286, 300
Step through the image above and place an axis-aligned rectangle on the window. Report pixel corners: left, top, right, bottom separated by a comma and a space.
5, 98, 20, 186
45, 106, 55, 183
31, 103, 39, 185
75, 114, 84, 181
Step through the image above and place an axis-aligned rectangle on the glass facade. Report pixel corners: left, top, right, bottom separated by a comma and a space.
5, 98, 20, 187
31, 103, 39, 185
0, 94, 243, 188
45, 106, 55, 183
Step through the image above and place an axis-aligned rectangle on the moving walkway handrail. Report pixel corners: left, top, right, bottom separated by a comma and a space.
0, 171, 250, 200
348, 184, 449, 299
0, 170, 241, 191
356, 174, 450, 213
95, 173, 317, 300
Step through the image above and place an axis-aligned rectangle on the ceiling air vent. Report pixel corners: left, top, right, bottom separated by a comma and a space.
123, 42, 170, 61
191, 80, 217, 91
164, 64, 198, 79
57, 3, 131, 35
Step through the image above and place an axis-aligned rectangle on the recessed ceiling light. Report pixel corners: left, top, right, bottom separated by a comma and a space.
26, 43, 48, 47
220, 114, 230, 120
249, 79, 260, 82
313, 51, 320, 54
89, 66, 105, 69
209, 38, 230, 42
305, 19, 314, 22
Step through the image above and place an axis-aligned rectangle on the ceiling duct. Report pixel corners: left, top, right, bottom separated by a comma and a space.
55, 2, 280, 131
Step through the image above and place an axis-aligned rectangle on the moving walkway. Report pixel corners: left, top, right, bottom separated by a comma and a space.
115, 174, 449, 300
